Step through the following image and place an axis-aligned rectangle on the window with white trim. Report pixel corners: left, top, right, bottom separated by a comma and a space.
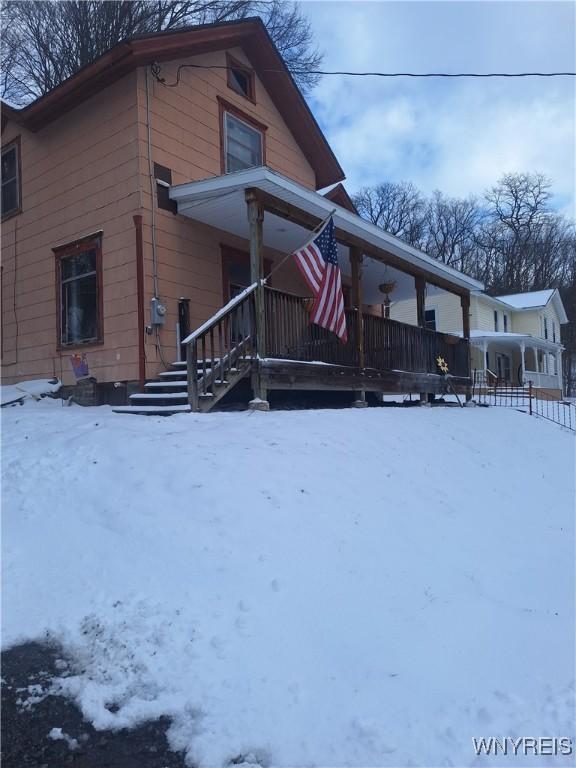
1, 140, 21, 218
224, 112, 263, 173
544, 316, 548, 339
424, 308, 437, 331
503, 314, 508, 332
494, 310, 499, 331
552, 321, 556, 342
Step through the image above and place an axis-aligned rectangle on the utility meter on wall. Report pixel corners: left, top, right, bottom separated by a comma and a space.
150, 296, 167, 326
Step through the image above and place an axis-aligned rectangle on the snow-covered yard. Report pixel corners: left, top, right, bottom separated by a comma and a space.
2, 399, 575, 767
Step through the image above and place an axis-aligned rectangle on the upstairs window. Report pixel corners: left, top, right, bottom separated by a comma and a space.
552, 321, 556, 342
503, 314, 508, 332
424, 308, 437, 331
1, 139, 21, 219
226, 54, 255, 102
494, 310, 499, 331
224, 111, 263, 173
544, 317, 548, 339
55, 235, 102, 347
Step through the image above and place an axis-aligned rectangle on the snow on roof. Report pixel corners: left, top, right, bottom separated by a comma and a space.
496, 289, 555, 309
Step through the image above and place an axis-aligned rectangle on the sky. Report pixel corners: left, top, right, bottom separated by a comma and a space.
303, 1, 575, 217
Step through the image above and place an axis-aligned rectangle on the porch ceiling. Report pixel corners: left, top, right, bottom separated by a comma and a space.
170, 166, 484, 301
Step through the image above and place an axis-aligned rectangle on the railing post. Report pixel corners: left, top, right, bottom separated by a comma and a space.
350, 247, 367, 408
415, 276, 428, 404
528, 380, 533, 415
246, 189, 269, 410
460, 293, 471, 401
187, 339, 199, 412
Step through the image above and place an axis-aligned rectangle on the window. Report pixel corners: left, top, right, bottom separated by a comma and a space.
1, 139, 21, 219
226, 53, 255, 102
55, 235, 102, 346
154, 163, 177, 214
553, 321, 556, 343
223, 111, 264, 173
493, 310, 499, 331
424, 308, 437, 331
544, 317, 548, 339
503, 314, 508, 332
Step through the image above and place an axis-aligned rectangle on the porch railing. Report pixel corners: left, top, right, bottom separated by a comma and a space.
264, 286, 470, 378
522, 370, 561, 389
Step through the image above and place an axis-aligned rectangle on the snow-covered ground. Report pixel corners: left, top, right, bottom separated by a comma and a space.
2, 399, 575, 767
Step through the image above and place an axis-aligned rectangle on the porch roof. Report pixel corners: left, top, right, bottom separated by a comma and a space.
469, 331, 562, 351
170, 166, 484, 302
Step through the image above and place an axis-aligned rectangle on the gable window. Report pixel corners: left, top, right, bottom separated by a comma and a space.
424, 308, 437, 331
219, 99, 266, 173
503, 314, 508, 332
1, 138, 21, 219
154, 163, 177, 214
544, 317, 548, 339
55, 234, 102, 346
226, 53, 255, 102
494, 310, 499, 331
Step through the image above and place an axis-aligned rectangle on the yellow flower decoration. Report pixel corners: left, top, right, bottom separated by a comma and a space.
436, 356, 449, 374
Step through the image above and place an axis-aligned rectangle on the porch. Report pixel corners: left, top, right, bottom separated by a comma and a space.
470, 331, 563, 396
168, 167, 480, 411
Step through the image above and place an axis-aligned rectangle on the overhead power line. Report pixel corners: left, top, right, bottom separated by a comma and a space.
151, 61, 576, 88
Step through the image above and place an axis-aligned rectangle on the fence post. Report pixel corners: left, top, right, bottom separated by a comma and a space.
528, 380, 533, 415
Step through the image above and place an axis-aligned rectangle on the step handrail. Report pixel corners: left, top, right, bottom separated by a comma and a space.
183, 283, 258, 411
181, 282, 258, 345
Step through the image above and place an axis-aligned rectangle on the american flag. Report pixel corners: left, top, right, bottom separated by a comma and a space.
292, 216, 348, 342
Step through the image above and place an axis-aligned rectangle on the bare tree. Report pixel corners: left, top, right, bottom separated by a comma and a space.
422, 190, 482, 274
1, 0, 322, 105
352, 181, 426, 246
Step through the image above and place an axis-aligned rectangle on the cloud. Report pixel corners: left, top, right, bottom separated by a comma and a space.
304, 1, 575, 216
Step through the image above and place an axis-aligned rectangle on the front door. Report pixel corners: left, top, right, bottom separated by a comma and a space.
496, 352, 511, 383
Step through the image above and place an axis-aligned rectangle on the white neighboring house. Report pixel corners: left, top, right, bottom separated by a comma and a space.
390, 288, 568, 397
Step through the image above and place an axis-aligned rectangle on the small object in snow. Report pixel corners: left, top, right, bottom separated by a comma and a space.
47, 728, 79, 750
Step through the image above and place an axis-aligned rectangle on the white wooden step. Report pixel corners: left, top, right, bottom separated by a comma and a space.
112, 404, 191, 415
145, 381, 187, 390
171, 359, 220, 368
159, 370, 189, 379
130, 392, 188, 401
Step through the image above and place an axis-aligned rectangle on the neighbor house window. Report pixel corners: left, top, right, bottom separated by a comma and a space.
543, 317, 548, 339
503, 314, 508, 332
223, 109, 264, 173
226, 53, 255, 102
1, 138, 21, 219
494, 310, 499, 331
424, 308, 437, 331
552, 321, 556, 342
55, 234, 102, 346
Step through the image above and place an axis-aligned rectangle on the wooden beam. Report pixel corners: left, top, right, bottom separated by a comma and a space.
256, 189, 472, 297
460, 293, 471, 339
415, 276, 426, 328
245, 188, 267, 403
350, 247, 365, 369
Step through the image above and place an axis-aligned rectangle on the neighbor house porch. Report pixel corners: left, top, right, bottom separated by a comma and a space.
471, 331, 564, 397
164, 167, 483, 411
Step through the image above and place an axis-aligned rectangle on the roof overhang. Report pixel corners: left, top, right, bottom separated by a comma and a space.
1, 19, 343, 189
469, 331, 563, 351
170, 166, 484, 298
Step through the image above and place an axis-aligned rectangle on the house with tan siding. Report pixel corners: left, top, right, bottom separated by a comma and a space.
390, 287, 567, 398
1, 18, 485, 413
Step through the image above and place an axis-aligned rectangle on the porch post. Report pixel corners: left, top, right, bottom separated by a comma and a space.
556, 350, 563, 394
460, 293, 471, 401
415, 276, 428, 404
520, 342, 526, 386
246, 189, 269, 410
350, 247, 367, 407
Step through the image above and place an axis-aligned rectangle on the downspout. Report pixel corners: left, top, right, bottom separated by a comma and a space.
133, 214, 146, 388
